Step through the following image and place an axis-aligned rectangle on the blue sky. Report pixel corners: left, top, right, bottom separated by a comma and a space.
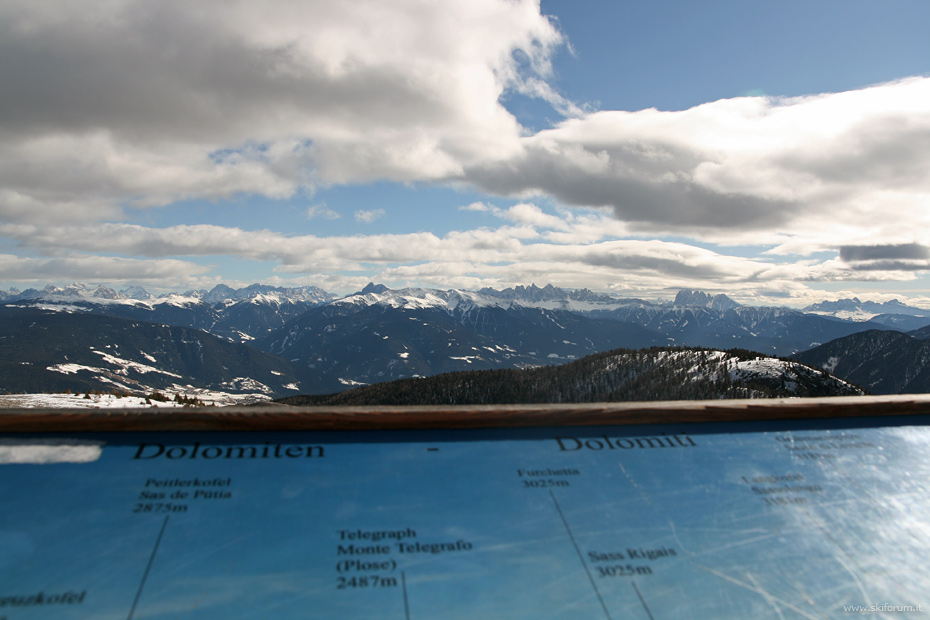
1, 0, 929, 306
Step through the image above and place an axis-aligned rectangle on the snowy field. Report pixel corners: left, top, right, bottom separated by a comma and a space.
0, 391, 271, 409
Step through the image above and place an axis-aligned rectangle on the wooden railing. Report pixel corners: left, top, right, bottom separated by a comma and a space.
3, 394, 930, 432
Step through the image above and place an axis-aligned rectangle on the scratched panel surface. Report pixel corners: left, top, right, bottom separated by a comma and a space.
1, 416, 929, 619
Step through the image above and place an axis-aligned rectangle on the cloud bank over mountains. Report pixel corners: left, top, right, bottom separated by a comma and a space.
1, 0, 928, 304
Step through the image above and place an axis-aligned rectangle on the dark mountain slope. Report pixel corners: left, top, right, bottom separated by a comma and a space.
910, 324, 930, 340
216, 296, 320, 341
592, 305, 886, 356
794, 330, 930, 395
257, 302, 665, 394
0, 307, 307, 397
278, 347, 863, 407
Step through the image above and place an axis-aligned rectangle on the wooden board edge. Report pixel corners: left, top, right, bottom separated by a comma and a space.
2, 395, 930, 432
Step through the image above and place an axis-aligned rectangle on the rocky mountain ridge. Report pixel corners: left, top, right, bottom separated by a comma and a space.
1, 283, 336, 343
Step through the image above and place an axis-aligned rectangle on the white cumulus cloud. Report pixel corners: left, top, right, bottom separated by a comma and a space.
0, 0, 562, 223
354, 209, 386, 224
463, 77, 930, 248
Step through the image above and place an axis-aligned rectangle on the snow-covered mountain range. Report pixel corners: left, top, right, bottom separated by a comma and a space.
3, 281, 930, 399
0, 282, 334, 304
1, 283, 335, 343
802, 297, 930, 329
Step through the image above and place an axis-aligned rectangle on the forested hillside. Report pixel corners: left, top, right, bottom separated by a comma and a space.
278, 346, 863, 406
794, 330, 930, 395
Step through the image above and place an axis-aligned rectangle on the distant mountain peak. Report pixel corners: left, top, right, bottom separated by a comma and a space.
674, 289, 741, 310
202, 283, 336, 305
360, 282, 390, 295
119, 286, 152, 300
477, 283, 619, 305
803, 297, 930, 322
92, 286, 122, 299
202, 284, 237, 303
478, 283, 564, 301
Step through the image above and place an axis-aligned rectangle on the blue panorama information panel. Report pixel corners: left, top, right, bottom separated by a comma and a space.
1, 416, 929, 619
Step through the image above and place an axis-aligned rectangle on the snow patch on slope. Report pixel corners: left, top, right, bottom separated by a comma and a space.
219, 377, 273, 394
90, 350, 183, 378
